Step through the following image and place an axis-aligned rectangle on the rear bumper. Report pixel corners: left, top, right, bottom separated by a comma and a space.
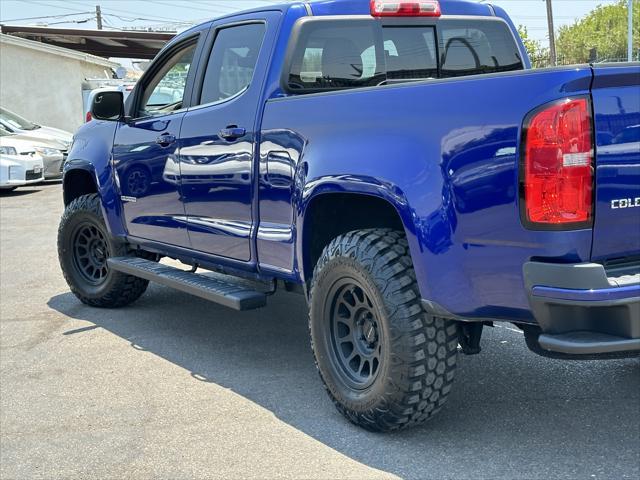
524, 262, 640, 356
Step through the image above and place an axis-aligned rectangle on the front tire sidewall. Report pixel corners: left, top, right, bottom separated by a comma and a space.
58, 201, 120, 300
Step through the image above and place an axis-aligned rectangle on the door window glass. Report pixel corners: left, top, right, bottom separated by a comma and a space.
200, 23, 266, 105
139, 41, 197, 117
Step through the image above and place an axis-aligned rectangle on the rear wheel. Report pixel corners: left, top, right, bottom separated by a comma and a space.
309, 229, 460, 432
58, 193, 149, 308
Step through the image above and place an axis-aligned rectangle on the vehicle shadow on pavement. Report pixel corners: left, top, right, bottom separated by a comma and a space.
0, 188, 42, 197
48, 287, 640, 480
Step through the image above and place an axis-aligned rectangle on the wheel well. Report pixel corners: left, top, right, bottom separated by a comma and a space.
302, 193, 405, 279
63, 169, 98, 206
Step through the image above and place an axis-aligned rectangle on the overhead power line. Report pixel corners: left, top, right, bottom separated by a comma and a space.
103, 13, 193, 24
100, 6, 196, 24
15, 0, 93, 14
47, 17, 95, 26
145, 0, 237, 13
0, 11, 93, 22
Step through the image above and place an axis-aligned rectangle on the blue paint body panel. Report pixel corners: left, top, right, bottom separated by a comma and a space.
113, 112, 191, 248
590, 65, 640, 262
178, 12, 282, 262
63, 0, 640, 327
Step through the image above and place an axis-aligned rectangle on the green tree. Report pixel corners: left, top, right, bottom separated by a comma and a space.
518, 25, 550, 68
556, 0, 640, 64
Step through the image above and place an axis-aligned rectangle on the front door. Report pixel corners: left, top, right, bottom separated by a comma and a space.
179, 18, 272, 261
113, 35, 202, 248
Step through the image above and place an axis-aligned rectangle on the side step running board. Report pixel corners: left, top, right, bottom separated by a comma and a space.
108, 257, 267, 311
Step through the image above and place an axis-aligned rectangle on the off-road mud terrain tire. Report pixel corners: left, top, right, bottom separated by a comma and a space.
58, 193, 149, 308
309, 229, 460, 432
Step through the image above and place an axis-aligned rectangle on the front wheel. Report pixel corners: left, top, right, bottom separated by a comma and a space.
309, 229, 460, 432
58, 193, 149, 308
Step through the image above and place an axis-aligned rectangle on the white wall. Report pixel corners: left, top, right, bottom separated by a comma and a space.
0, 37, 117, 134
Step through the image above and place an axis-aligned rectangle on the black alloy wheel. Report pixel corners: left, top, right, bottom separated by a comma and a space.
326, 280, 384, 390
71, 222, 110, 285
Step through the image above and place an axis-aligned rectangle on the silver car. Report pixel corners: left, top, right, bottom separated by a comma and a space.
0, 107, 73, 146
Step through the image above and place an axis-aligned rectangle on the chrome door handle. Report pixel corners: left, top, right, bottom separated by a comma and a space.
156, 134, 176, 147
219, 126, 246, 140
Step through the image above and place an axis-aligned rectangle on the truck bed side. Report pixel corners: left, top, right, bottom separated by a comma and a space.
260, 67, 598, 322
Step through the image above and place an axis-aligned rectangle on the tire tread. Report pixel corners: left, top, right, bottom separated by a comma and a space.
309, 228, 459, 432
58, 193, 148, 308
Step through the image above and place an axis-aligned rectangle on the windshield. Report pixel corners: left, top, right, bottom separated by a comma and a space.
0, 126, 13, 137
0, 108, 39, 131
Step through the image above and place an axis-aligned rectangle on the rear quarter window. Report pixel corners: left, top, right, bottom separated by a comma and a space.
287, 20, 384, 91
439, 19, 523, 77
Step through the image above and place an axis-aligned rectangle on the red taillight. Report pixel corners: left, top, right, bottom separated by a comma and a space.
522, 97, 594, 228
85, 111, 92, 122
370, 0, 441, 17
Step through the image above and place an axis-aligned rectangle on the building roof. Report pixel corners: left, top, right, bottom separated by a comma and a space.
0, 33, 120, 68
0, 25, 174, 60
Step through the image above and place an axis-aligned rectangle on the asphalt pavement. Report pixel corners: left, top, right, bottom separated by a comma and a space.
1, 183, 639, 479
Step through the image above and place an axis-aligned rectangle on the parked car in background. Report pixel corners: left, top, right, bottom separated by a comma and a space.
0, 127, 66, 179
0, 153, 44, 191
0, 107, 73, 147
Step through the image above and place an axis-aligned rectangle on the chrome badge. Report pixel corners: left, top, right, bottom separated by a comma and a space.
611, 197, 640, 209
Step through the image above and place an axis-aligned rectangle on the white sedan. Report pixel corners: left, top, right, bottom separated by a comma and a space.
0, 127, 65, 179
0, 153, 44, 191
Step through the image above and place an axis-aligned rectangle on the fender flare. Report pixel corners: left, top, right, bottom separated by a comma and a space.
295, 174, 417, 282
63, 159, 127, 238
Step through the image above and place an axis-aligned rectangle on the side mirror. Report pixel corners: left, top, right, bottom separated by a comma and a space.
91, 91, 124, 121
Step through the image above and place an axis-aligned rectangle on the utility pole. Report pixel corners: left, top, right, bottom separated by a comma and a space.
629, 0, 634, 62
545, 0, 557, 66
96, 5, 103, 30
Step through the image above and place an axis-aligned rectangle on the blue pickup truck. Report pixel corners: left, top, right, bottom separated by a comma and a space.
58, 0, 640, 431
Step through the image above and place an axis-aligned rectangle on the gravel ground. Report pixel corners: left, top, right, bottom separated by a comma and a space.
1, 183, 639, 480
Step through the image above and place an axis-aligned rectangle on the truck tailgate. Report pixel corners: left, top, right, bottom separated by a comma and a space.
590, 65, 640, 262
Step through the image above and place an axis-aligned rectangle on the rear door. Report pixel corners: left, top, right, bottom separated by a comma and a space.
179, 13, 278, 261
590, 65, 640, 262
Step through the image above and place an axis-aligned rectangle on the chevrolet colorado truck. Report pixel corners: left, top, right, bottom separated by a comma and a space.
58, 0, 640, 432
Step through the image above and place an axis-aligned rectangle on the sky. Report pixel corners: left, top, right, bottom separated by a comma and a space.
0, 0, 628, 47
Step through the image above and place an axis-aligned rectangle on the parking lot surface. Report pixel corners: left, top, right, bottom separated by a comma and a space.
1, 183, 639, 480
